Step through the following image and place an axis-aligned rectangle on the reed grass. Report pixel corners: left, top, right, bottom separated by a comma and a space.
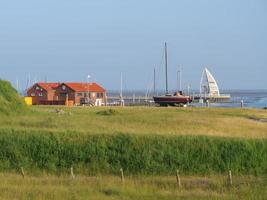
0, 131, 266, 175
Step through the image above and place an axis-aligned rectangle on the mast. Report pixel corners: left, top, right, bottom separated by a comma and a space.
120, 72, 123, 98
120, 72, 124, 106
177, 67, 182, 91
153, 68, 156, 95
165, 42, 168, 94
87, 75, 91, 101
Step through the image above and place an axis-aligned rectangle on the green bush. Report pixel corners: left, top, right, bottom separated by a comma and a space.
96, 109, 119, 116
0, 129, 266, 175
0, 79, 27, 114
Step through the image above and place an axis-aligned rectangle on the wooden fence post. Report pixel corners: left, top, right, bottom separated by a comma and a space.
176, 170, 181, 188
20, 167, 25, 179
70, 167, 75, 179
228, 170, 233, 186
120, 168, 124, 184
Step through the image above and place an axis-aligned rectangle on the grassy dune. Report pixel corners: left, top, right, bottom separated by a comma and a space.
1, 106, 267, 138
0, 173, 266, 200
0, 79, 27, 114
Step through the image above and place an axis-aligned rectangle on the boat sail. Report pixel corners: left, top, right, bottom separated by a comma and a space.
200, 68, 220, 97
198, 68, 231, 102
153, 43, 191, 106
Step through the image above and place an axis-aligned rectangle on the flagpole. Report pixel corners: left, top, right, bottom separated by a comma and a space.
87, 75, 91, 103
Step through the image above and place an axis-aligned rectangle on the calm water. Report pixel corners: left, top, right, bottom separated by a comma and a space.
212, 90, 267, 108
108, 90, 267, 108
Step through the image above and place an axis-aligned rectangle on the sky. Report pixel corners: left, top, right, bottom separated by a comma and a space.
0, 0, 266, 92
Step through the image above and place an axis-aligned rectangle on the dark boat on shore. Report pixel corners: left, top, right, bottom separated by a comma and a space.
154, 91, 191, 106
153, 43, 192, 106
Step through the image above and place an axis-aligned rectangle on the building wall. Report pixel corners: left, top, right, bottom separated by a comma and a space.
55, 84, 76, 103
55, 84, 107, 106
47, 91, 56, 101
74, 93, 84, 105
89, 91, 107, 106
27, 84, 49, 105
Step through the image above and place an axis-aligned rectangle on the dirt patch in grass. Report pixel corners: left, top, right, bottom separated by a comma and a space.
247, 116, 267, 123
100, 188, 121, 196
96, 109, 119, 116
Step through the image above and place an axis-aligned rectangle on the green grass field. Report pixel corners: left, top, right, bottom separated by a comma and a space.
0, 173, 266, 200
1, 106, 267, 138
1, 105, 267, 199
0, 106, 267, 174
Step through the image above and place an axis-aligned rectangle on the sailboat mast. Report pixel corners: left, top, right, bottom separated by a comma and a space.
153, 68, 156, 95
120, 72, 123, 98
120, 72, 124, 106
178, 67, 182, 91
165, 42, 168, 94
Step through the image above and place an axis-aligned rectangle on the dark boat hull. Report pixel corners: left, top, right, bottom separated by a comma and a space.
153, 95, 191, 106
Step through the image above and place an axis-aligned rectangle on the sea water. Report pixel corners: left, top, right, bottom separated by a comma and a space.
108, 90, 267, 109
211, 90, 267, 108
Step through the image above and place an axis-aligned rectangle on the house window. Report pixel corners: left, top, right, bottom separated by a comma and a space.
36, 86, 40, 90
60, 93, 67, 97
97, 93, 103, 98
76, 93, 83, 97
62, 85, 66, 90
31, 93, 36, 97
84, 92, 90, 98
38, 93, 44, 97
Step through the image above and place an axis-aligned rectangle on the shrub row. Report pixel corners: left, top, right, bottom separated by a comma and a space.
0, 129, 266, 175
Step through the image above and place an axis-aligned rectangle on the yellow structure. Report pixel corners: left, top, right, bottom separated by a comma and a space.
66, 100, 74, 106
24, 97, 32, 106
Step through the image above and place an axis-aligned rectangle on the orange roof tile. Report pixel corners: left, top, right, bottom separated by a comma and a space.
37, 83, 60, 91
29, 82, 106, 93
63, 83, 106, 92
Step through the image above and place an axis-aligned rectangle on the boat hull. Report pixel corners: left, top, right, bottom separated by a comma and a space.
153, 96, 191, 106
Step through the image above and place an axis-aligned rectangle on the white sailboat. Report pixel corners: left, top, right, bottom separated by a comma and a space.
198, 68, 230, 102
200, 68, 220, 97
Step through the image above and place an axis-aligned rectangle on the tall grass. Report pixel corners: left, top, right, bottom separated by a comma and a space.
0, 129, 266, 175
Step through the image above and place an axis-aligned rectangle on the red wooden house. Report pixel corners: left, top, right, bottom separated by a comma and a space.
27, 82, 60, 105
27, 82, 107, 106
55, 82, 107, 106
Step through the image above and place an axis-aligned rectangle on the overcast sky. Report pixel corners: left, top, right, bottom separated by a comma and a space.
0, 0, 266, 92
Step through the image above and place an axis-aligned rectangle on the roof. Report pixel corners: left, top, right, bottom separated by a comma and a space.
28, 82, 60, 92
37, 83, 60, 91
28, 82, 106, 93
63, 82, 106, 92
